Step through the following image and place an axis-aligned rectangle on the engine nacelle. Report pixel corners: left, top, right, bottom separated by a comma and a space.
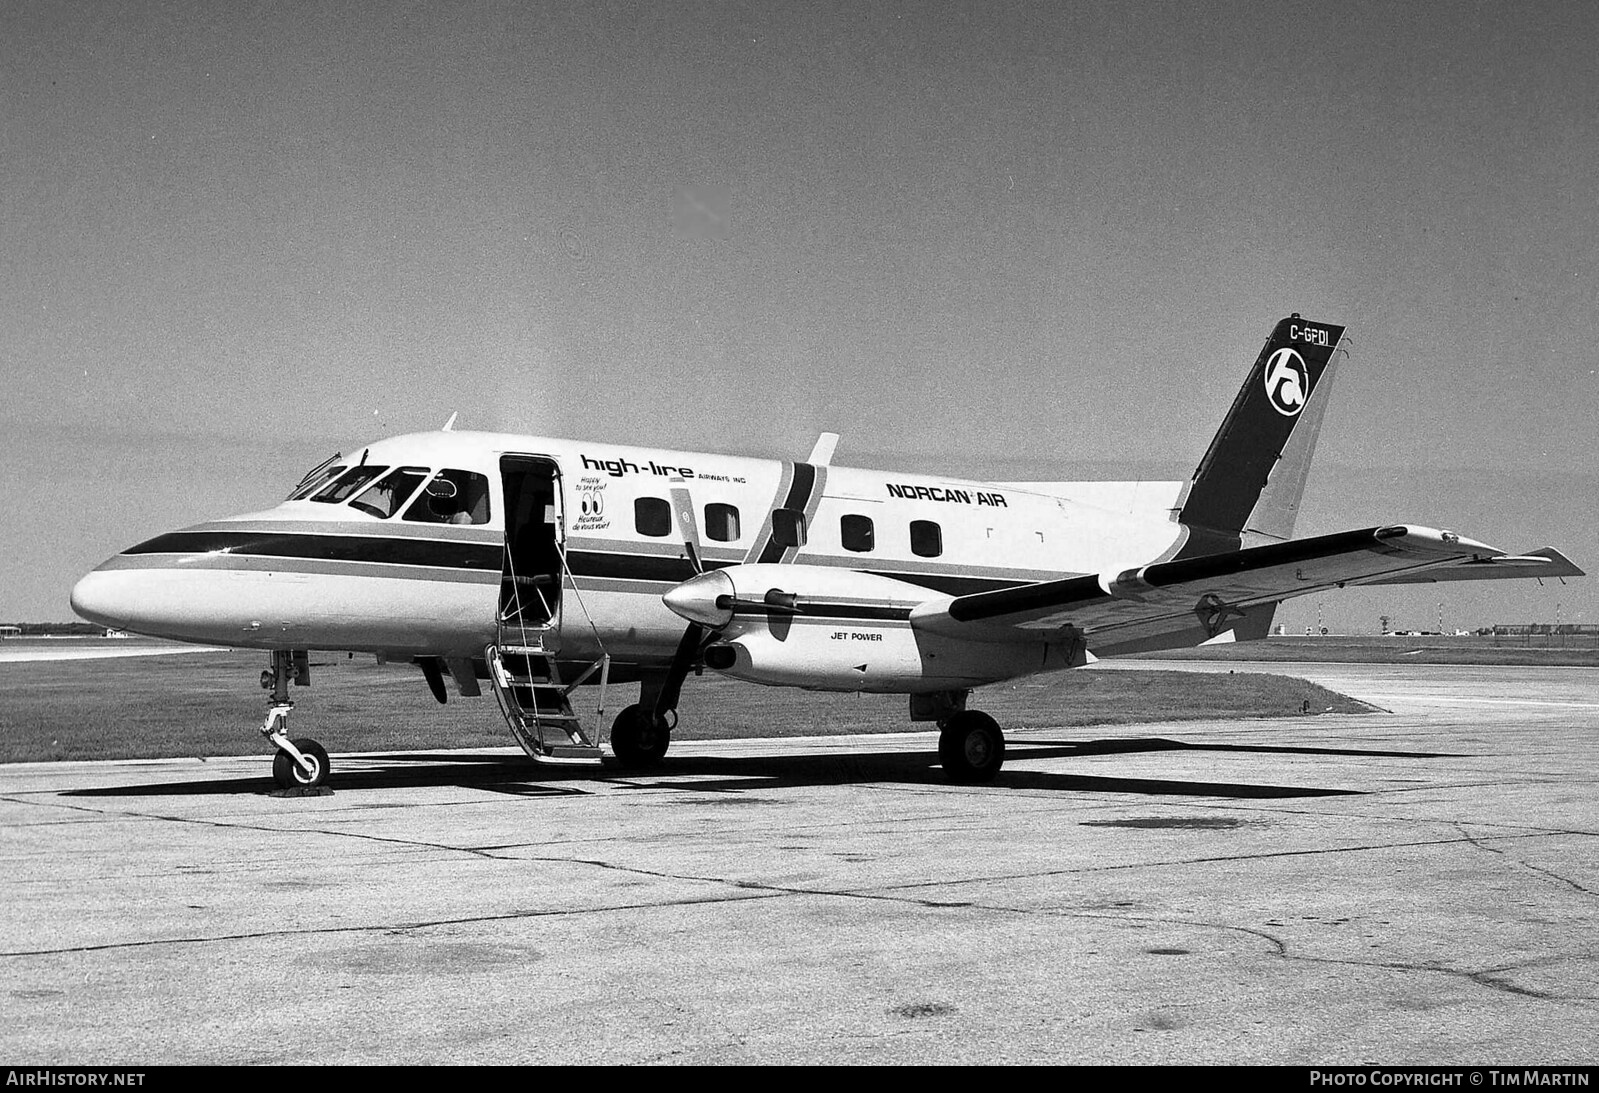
663, 563, 1064, 693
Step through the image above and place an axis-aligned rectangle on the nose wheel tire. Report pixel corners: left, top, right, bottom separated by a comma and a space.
938, 711, 1005, 783
609, 704, 672, 767
272, 738, 331, 789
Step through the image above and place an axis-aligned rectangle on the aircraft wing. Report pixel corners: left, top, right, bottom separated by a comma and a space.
909, 526, 1582, 653
1351, 546, 1583, 584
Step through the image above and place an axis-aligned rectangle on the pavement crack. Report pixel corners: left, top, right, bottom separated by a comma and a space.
1030, 907, 1291, 956
862, 830, 1575, 893
962, 905, 1589, 1003
1451, 822, 1597, 897
1278, 951, 1583, 1002
514, 854, 982, 910
7, 795, 519, 861
0, 891, 786, 959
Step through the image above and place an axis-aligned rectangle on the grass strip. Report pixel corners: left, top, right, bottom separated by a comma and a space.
2, 647, 1368, 763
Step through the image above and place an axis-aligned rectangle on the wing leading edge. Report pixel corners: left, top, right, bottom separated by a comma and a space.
909, 526, 1584, 653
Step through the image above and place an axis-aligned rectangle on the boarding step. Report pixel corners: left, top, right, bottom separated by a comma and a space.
486, 644, 603, 766
496, 644, 553, 670
545, 745, 604, 762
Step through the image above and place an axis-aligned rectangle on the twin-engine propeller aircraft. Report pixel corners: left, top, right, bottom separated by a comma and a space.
71, 315, 1582, 788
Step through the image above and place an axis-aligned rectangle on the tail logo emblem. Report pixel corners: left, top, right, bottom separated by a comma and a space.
1264, 348, 1309, 417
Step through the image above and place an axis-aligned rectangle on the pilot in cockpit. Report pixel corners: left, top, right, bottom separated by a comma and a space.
422, 480, 463, 523
414, 475, 479, 525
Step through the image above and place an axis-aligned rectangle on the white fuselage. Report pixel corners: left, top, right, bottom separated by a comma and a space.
72, 430, 1192, 693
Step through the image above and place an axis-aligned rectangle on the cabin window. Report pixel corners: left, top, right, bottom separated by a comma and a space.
772, 508, 806, 549
403, 470, 492, 525
348, 467, 430, 519
840, 514, 875, 553
312, 465, 388, 503
635, 497, 672, 537
705, 503, 741, 542
287, 459, 345, 501
910, 519, 943, 558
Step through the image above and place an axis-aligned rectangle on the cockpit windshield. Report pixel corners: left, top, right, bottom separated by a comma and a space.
291, 461, 492, 524
286, 455, 345, 501
349, 466, 430, 519
311, 465, 389, 503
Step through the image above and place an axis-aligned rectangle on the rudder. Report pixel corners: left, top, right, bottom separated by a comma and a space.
1176, 315, 1347, 557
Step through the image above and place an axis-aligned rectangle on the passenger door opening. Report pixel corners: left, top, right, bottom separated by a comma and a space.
499, 455, 565, 641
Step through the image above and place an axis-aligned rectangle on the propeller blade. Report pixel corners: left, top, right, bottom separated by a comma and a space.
668, 477, 704, 575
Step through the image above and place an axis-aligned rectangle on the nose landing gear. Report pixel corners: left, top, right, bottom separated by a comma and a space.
260, 649, 330, 790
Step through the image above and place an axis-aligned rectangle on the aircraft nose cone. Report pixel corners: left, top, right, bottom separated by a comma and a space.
69, 562, 236, 644
662, 569, 735, 629
70, 569, 135, 630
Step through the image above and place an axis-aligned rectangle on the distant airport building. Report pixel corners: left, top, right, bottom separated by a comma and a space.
0, 625, 20, 638
1482, 624, 1599, 635
1479, 623, 1599, 649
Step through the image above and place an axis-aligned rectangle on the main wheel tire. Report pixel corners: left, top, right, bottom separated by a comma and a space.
272, 738, 331, 789
938, 711, 1005, 783
609, 704, 671, 767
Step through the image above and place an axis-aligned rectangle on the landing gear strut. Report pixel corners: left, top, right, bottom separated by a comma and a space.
938, 710, 1005, 783
260, 649, 330, 790
609, 703, 673, 767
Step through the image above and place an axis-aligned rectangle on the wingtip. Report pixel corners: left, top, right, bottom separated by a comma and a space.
1513, 547, 1585, 578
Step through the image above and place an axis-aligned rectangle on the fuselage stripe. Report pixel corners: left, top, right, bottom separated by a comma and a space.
566, 550, 724, 584
732, 603, 912, 622
123, 531, 502, 571
119, 532, 1045, 600
97, 553, 500, 584
754, 461, 817, 564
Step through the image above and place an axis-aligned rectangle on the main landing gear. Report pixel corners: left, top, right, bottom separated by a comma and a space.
601, 683, 1010, 781
912, 691, 1005, 783
605, 661, 686, 769
604, 698, 1009, 782
937, 710, 1006, 783
260, 649, 331, 790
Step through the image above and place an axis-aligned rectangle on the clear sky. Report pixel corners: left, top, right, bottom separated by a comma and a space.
4, 1, 1594, 633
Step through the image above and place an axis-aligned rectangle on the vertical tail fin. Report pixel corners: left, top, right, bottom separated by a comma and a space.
1176, 315, 1347, 557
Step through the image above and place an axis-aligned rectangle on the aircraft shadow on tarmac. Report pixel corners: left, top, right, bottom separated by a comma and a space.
51, 735, 1449, 800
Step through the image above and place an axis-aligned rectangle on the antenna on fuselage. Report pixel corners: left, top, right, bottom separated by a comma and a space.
441, 412, 458, 432
807, 432, 839, 466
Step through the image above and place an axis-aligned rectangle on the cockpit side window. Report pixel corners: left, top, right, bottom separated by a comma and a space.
348, 467, 430, 519
312, 465, 389, 503
403, 469, 492, 525
287, 458, 346, 501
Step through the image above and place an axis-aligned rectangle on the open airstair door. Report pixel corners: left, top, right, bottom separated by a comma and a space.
498, 455, 565, 639
489, 454, 603, 766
